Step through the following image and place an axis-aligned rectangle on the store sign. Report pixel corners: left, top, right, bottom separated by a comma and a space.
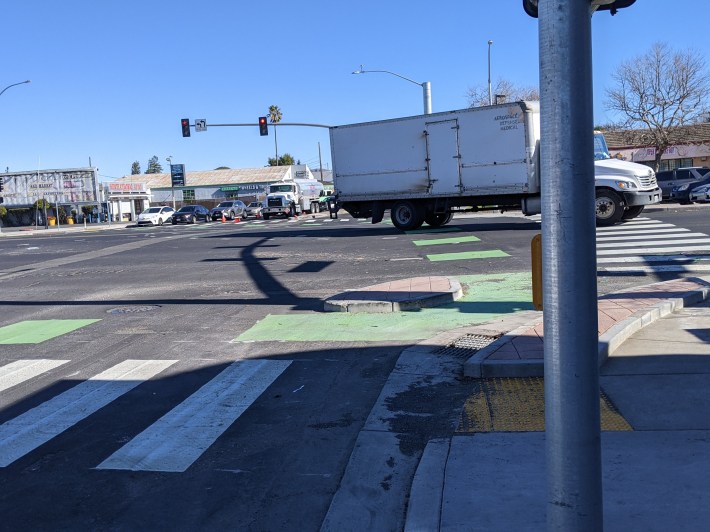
108, 182, 146, 193
171, 164, 186, 187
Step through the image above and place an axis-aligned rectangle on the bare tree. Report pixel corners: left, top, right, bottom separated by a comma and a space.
606, 42, 710, 171
467, 79, 539, 108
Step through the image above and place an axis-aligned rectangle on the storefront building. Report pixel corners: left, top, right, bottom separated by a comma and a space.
605, 123, 710, 171
107, 165, 319, 217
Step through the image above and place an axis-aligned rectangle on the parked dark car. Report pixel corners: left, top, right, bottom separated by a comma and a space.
671, 172, 710, 204
656, 167, 710, 201
171, 205, 211, 224
210, 200, 246, 221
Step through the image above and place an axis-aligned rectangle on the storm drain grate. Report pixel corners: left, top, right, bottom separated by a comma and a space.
435, 333, 500, 357
107, 305, 162, 314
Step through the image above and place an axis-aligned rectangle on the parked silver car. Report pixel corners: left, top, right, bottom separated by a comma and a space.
210, 200, 246, 221
245, 201, 263, 218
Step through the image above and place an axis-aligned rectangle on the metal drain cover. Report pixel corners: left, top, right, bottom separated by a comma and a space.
107, 305, 161, 314
436, 333, 500, 357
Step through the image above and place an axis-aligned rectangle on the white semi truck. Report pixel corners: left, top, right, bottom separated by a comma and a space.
329, 101, 661, 230
261, 177, 325, 219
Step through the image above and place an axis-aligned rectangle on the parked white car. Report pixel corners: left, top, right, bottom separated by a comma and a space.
137, 206, 175, 226
689, 183, 710, 203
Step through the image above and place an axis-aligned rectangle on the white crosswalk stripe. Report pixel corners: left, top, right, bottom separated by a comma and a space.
0, 358, 291, 473
0, 359, 69, 393
0, 360, 177, 467
97, 359, 290, 472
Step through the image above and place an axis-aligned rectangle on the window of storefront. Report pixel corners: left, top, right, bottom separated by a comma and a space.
659, 158, 694, 172
183, 189, 195, 202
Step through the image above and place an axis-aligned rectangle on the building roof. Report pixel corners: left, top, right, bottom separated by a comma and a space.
113, 166, 293, 189
605, 123, 710, 149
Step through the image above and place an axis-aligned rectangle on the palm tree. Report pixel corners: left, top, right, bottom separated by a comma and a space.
268, 105, 283, 166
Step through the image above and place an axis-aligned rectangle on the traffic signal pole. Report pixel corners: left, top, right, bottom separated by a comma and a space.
538, 1, 601, 529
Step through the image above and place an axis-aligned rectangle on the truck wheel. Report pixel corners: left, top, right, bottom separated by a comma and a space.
621, 205, 644, 220
595, 190, 624, 226
425, 212, 453, 227
391, 200, 425, 231
263, 213, 270, 220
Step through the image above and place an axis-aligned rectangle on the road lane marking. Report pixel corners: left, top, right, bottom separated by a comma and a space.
412, 235, 481, 246
97, 359, 291, 472
0, 360, 177, 467
597, 237, 710, 248
597, 255, 710, 264
426, 250, 510, 262
596, 230, 697, 241
0, 360, 70, 393
597, 245, 710, 256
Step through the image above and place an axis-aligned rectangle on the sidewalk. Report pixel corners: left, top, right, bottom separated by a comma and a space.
0, 221, 131, 237
321, 274, 710, 531
406, 276, 710, 531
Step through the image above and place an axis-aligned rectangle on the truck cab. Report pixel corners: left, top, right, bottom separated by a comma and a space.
592, 132, 661, 225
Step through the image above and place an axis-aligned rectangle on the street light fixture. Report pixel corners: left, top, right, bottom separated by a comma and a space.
487, 40, 494, 106
352, 65, 432, 115
0, 79, 31, 98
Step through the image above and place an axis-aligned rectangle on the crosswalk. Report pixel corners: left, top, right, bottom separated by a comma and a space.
0, 358, 290, 471
595, 218, 710, 273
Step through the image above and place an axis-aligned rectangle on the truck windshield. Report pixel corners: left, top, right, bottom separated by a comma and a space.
270, 185, 294, 193
594, 133, 611, 160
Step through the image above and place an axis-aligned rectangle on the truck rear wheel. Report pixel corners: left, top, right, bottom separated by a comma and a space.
391, 200, 425, 231
595, 189, 624, 226
621, 205, 644, 220
425, 212, 453, 227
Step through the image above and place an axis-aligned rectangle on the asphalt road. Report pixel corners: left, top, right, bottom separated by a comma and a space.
0, 206, 708, 530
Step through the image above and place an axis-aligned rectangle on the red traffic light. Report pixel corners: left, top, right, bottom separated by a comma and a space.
258, 116, 268, 136
181, 118, 191, 137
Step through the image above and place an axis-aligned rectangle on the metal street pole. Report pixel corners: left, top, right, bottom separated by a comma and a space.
352, 66, 432, 115
538, 0, 602, 529
166, 156, 175, 209
0, 79, 31, 98
487, 40, 493, 105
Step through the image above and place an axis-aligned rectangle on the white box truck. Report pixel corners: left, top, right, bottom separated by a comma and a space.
329, 101, 661, 230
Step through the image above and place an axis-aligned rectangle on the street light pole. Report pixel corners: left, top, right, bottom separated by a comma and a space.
352, 66, 432, 115
166, 156, 174, 209
0, 79, 31, 98
487, 40, 493, 105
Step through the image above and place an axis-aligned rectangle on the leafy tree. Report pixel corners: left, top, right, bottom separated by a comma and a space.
606, 42, 710, 171
131, 161, 141, 175
267, 153, 296, 166
467, 79, 539, 108
214, 166, 231, 170
268, 105, 283, 165
145, 156, 163, 174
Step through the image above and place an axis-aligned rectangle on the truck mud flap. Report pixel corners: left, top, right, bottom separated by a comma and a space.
371, 202, 385, 224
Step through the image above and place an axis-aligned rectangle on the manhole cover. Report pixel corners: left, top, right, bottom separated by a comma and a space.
107, 305, 161, 314
435, 333, 500, 357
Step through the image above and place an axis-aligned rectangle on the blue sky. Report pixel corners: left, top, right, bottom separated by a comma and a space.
2, 1, 708, 183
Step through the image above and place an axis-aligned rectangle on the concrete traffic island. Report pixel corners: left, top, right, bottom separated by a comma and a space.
323, 276, 463, 313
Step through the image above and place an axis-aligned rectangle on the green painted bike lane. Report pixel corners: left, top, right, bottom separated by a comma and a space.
234, 272, 532, 343
0, 320, 101, 344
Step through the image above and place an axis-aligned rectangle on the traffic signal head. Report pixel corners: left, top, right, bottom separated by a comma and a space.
258, 116, 268, 136
523, 0, 636, 17
0, 177, 4, 192
181, 118, 191, 137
